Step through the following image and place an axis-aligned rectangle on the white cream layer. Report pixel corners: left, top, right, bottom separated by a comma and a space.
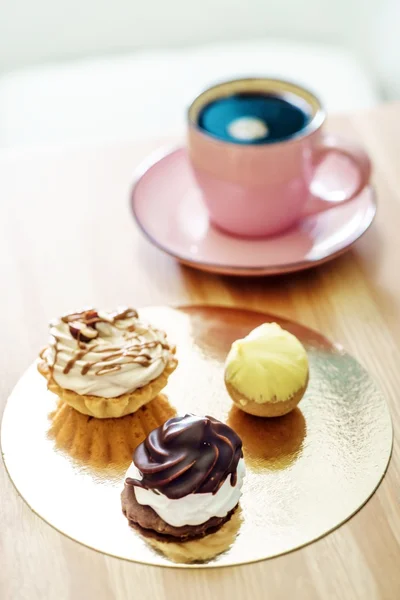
126, 459, 246, 527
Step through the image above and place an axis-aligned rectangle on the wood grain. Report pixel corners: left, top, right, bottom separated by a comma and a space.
1, 103, 400, 600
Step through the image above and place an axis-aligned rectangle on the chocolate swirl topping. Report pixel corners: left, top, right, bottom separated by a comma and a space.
127, 414, 243, 500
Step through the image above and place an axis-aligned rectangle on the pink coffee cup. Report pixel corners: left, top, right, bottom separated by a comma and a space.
187, 78, 371, 238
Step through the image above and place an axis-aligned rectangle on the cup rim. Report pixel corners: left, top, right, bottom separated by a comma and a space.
187, 77, 326, 146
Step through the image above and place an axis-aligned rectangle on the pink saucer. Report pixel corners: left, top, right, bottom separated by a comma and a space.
131, 147, 376, 276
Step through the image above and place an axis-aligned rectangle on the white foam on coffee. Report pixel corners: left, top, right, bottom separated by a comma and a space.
227, 116, 269, 141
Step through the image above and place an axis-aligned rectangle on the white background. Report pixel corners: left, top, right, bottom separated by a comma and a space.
0, 0, 398, 91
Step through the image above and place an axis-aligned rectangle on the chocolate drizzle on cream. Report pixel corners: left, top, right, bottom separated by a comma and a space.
47, 307, 171, 378
127, 414, 243, 500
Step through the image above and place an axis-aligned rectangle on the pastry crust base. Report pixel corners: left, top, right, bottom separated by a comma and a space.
225, 375, 308, 417
140, 508, 243, 564
37, 355, 177, 418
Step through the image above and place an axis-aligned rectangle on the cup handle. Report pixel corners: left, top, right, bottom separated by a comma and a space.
302, 134, 372, 217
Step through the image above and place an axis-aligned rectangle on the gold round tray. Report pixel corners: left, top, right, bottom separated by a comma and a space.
1, 306, 393, 567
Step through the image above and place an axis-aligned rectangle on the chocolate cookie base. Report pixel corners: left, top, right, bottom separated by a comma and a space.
121, 483, 236, 541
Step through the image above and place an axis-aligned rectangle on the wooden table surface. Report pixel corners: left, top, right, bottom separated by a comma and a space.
1, 102, 400, 600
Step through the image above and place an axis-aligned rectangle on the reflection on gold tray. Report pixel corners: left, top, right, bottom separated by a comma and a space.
1, 306, 393, 568
228, 406, 306, 470
48, 395, 176, 477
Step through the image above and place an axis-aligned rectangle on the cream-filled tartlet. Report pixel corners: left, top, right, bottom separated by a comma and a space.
38, 307, 177, 418
121, 414, 245, 541
224, 323, 309, 417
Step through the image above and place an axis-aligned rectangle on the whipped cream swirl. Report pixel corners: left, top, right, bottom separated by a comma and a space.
126, 459, 245, 527
42, 308, 174, 398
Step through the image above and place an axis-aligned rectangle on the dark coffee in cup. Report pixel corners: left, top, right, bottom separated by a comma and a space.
197, 92, 311, 145
188, 78, 371, 237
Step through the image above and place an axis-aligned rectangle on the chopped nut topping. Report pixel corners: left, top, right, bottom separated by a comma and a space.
69, 321, 99, 343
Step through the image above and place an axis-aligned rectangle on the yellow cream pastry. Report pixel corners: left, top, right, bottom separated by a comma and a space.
224, 323, 309, 417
